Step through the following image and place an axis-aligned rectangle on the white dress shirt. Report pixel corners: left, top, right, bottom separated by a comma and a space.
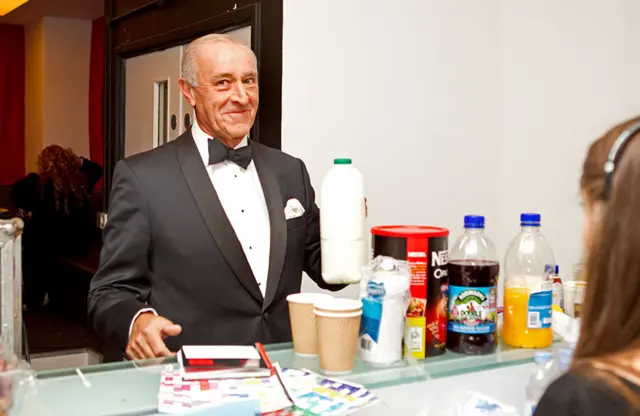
129, 118, 271, 335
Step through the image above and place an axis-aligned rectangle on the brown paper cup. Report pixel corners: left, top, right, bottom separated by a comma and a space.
287, 293, 333, 356
315, 309, 362, 375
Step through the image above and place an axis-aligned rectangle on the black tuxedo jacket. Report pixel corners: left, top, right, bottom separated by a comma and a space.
88, 132, 344, 352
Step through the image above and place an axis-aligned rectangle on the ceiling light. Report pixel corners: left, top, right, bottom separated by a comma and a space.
0, 0, 29, 17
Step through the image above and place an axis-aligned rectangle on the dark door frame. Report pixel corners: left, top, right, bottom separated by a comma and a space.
103, 0, 283, 209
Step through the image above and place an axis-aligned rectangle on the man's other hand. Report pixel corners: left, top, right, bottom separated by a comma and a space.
126, 312, 182, 360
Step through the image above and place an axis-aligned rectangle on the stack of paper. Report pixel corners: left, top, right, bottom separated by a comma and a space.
157, 367, 378, 415
279, 369, 379, 415
179, 345, 271, 380
158, 370, 292, 414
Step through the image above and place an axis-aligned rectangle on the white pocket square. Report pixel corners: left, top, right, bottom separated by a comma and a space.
284, 198, 305, 220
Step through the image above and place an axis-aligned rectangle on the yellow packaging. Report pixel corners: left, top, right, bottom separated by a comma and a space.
407, 317, 426, 359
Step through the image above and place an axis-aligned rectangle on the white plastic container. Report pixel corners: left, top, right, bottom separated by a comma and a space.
359, 256, 411, 365
523, 351, 556, 416
320, 158, 367, 285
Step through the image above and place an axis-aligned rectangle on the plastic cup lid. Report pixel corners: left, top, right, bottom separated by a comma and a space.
313, 297, 362, 312
286, 293, 333, 304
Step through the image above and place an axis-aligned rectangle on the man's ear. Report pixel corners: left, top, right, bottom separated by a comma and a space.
178, 78, 197, 107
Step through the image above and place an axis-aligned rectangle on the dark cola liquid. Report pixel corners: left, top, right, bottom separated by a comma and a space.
446, 260, 499, 355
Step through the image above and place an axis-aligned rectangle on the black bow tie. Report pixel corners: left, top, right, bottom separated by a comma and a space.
208, 138, 252, 169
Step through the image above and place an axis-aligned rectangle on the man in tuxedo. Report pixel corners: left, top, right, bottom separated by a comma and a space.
88, 34, 346, 360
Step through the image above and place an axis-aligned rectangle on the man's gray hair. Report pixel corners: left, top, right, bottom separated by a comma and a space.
181, 33, 256, 86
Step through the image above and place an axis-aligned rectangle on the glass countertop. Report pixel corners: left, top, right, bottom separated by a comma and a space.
13, 342, 552, 416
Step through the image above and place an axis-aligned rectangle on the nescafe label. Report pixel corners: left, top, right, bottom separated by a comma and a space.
425, 236, 448, 357
372, 231, 449, 359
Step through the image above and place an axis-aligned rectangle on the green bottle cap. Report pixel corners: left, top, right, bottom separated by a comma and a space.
334, 158, 352, 165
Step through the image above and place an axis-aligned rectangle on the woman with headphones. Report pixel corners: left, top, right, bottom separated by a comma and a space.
535, 117, 640, 414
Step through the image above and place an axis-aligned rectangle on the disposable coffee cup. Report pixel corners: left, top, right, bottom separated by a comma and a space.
563, 281, 587, 318
287, 293, 333, 356
314, 298, 363, 375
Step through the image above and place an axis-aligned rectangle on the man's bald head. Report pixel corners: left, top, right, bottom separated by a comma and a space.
181, 34, 257, 86
178, 33, 259, 148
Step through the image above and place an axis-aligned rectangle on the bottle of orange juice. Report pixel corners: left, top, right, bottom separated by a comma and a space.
502, 213, 555, 349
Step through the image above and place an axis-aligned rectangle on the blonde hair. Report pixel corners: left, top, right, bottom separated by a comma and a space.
181, 33, 257, 86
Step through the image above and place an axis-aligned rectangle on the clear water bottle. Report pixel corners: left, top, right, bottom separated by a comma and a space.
523, 351, 555, 416
556, 347, 574, 373
502, 213, 556, 349
446, 215, 500, 355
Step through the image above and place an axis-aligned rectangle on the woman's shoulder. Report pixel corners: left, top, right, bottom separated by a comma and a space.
13, 172, 40, 186
9, 173, 42, 208
535, 369, 637, 415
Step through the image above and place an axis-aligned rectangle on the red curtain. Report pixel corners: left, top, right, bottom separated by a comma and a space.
0, 24, 25, 186
89, 16, 105, 189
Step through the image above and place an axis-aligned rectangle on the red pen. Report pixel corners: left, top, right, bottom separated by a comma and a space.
254, 342, 274, 374
255, 342, 295, 405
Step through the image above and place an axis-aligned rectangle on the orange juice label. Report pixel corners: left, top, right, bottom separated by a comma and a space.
527, 291, 553, 329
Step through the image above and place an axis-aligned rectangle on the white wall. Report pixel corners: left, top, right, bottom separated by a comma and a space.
282, 0, 640, 298
24, 17, 92, 171
42, 17, 92, 156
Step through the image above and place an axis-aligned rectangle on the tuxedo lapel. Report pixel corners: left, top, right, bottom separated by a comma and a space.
175, 133, 263, 303
252, 143, 287, 312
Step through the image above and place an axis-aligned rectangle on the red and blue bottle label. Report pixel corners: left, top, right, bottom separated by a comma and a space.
447, 285, 497, 334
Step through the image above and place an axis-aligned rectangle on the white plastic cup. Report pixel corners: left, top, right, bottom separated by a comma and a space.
562, 281, 587, 318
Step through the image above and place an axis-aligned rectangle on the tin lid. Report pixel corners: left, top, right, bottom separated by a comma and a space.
371, 225, 449, 238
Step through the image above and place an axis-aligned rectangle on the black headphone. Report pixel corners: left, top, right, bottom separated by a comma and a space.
603, 121, 640, 200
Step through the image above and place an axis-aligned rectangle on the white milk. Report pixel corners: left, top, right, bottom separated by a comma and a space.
320, 158, 366, 285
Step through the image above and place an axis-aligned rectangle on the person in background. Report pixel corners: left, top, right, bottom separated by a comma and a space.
535, 116, 640, 415
10, 145, 103, 310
